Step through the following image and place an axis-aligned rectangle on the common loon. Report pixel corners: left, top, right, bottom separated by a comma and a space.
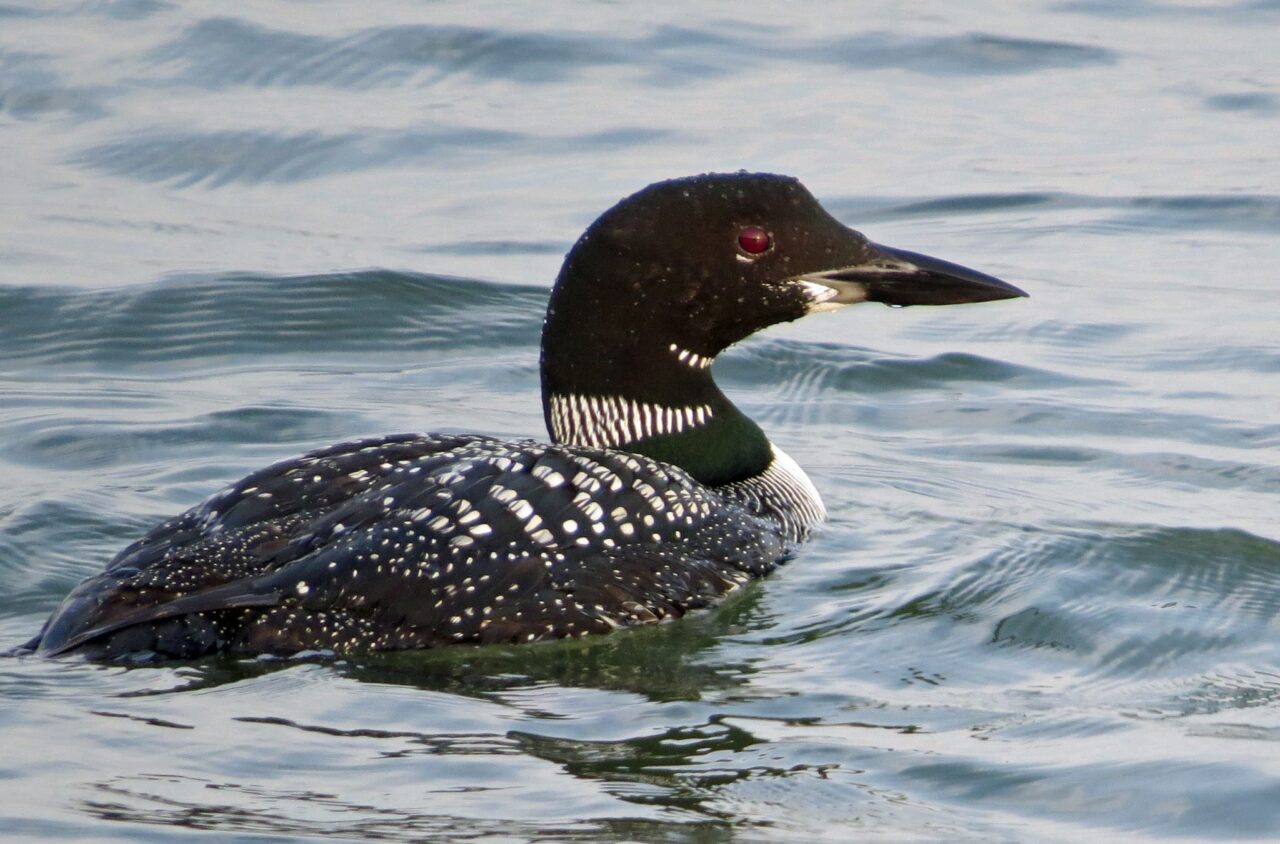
25, 172, 1025, 660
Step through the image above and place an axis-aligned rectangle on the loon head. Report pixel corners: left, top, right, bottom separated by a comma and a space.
540, 172, 1026, 484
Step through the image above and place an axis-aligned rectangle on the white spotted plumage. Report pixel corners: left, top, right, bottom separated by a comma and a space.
33, 428, 819, 657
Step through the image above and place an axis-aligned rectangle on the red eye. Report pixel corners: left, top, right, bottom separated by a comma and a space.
737, 226, 771, 255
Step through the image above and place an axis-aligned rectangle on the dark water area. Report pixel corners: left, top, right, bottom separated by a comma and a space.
2, 2, 1278, 841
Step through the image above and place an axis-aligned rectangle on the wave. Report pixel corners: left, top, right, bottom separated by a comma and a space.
0, 271, 545, 371
827, 190, 1280, 234
150, 19, 1115, 93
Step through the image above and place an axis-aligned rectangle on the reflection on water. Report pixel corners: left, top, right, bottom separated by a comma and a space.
2, 0, 1279, 840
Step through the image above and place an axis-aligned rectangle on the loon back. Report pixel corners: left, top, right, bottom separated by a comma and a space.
27, 172, 1025, 660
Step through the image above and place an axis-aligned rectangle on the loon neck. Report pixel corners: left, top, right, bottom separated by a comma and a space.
540, 344, 772, 487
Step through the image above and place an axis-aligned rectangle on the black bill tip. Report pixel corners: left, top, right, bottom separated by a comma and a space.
806, 244, 1027, 308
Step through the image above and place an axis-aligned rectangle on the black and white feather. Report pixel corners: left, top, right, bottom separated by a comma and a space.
33, 434, 801, 658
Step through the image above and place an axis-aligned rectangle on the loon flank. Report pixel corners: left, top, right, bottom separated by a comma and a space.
26, 172, 1026, 660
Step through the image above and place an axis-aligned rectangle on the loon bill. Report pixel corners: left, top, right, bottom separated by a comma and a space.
24, 172, 1026, 660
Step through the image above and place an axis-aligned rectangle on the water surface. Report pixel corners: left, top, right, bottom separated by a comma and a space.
2, 1, 1279, 840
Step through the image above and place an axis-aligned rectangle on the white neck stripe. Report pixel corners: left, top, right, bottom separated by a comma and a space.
667, 342, 713, 370
550, 393, 715, 449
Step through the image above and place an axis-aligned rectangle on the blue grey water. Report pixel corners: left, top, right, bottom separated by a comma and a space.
1, 1, 1277, 840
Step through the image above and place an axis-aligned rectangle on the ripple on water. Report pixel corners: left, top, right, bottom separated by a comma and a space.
758, 523, 1280, 704
974, 526, 1280, 705
726, 338, 1092, 395
148, 19, 1116, 94
0, 272, 544, 371
0, 48, 111, 120
73, 127, 676, 188
151, 19, 627, 89
1203, 92, 1279, 113
821, 32, 1116, 75
1, 405, 362, 471
827, 190, 1280, 236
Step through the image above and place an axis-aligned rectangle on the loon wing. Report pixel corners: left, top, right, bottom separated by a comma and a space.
34, 432, 498, 656
34, 578, 284, 657
36, 435, 788, 657
38, 542, 777, 658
